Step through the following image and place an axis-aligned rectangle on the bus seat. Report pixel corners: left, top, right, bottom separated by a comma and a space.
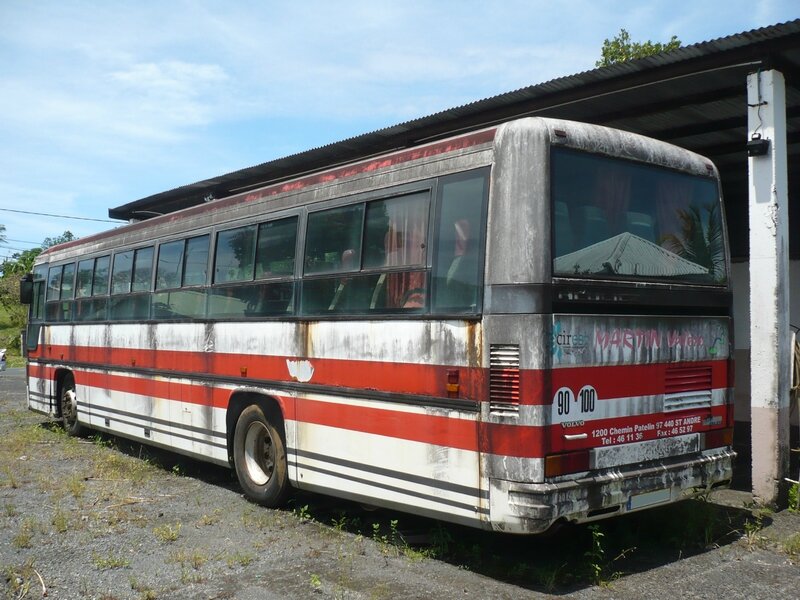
554, 201, 574, 257
625, 211, 655, 242
577, 205, 610, 247
370, 273, 387, 309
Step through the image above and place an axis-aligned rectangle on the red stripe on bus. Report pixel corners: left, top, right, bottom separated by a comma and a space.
29, 363, 729, 459
551, 361, 729, 403
298, 398, 482, 453
32, 343, 729, 405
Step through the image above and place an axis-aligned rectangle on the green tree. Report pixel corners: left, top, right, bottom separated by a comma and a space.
42, 230, 76, 248
596, 28, 681, 67
0, 247, 42, 277
0, 231, 79, 353
662, 203, 726, 281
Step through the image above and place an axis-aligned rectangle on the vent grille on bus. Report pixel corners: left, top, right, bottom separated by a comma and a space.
664, 364, 713, 412
489, 344, 520, 415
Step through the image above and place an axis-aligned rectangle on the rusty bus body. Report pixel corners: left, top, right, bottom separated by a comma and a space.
23, 117, 735, 533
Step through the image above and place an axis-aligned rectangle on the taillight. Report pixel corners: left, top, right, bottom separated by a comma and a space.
702, 427, 733, 450
545, 449, 590, 478
446, 369, 459, 398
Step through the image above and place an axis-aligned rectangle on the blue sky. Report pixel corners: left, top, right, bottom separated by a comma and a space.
0, 0, 797, 260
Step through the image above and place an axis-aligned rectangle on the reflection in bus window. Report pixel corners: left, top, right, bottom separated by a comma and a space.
93, 256, 110, 295
31, 265, 47, 321
60, 263, 75, 300
551, 148, 726, 284
255, 217, 297, 279
184, 235, 210, 286
76, 259, 94, 298
305, 205, 363, 275
131, 247, 154, 292
215, 226, 255, 284
208, 282, 294, 318
156, 240, 184, 290
431, 172, 488, 313
47, 266, 62, 301
111, 251, 133, 294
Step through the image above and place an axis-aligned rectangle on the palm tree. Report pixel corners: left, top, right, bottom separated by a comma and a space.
661, 203, 725, 281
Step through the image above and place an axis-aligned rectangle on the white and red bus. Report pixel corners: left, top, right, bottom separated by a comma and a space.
21, 117, 735, 534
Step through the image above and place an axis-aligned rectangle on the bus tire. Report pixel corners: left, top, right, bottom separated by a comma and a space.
60, 373, 87, 437
233, 404, 290, 507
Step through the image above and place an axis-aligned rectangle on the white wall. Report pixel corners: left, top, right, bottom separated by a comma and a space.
731, 259, 800, 423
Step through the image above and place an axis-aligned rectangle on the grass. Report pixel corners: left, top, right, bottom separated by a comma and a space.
224, 551, 255, 568
92, 552, 131, 570
153, 522, 181, 543
168, 548, 209, 570
0, 302, 25, 367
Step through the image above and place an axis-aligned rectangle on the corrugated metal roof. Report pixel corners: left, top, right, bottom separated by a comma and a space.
554, 233, 710, 277
109, 19, 800, 259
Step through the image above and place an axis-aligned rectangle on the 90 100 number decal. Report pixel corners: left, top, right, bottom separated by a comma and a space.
578, 385, 596, 413
554, 387, 574, 415
552, 385, 598, 418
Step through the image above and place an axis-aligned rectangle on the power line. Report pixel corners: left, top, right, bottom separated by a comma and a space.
4, 238, 41, 245
0, 207, 120, 223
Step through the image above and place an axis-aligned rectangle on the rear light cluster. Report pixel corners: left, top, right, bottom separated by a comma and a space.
702, 427, 733, 450
544, 450, 590, 478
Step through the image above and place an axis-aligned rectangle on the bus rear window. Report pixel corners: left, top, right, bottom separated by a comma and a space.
551, 148, 727, 285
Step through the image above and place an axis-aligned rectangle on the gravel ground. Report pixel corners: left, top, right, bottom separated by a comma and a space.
1, 367, 799, 599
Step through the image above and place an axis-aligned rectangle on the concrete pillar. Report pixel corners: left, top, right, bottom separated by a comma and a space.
747, 69, 791, 504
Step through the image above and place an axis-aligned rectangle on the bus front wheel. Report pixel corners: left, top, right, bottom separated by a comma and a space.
60, 373, 87, 437
233, 404, 290, 507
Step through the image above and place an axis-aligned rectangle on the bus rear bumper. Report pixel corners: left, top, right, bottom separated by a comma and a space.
489, 447, 736, 534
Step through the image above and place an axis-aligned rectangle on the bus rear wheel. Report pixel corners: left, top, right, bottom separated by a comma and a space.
60, 373, 87, 437
233, 404, 289, 507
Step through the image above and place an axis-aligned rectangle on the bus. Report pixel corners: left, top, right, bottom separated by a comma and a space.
20, 117, 735, 534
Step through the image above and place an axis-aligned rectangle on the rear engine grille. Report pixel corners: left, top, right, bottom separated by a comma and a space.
490, 344, 520, 415
664, 364, 713, 412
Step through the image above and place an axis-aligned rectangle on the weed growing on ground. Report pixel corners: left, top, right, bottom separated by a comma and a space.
293, 504, 312, 523
783, 532, 800, 560
67, 473, 86, 499
2, 466, 18, 489
12, 518, 39, 549
743, 506, 773, 550
92, 552, 131, 570
198, 509, 222, 526
309, 572, 322, 591
129, 576, 158, 599
153, 522, 181, 543
241, 506, 277, 530
4, 561, 35, 598
169, 548, 209, 570
788, 481, 799, 513
52, 508, 70, 533
224, 551, 254, 567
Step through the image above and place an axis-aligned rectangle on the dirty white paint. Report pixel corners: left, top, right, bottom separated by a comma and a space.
747, 69, 791, 504
286, 359, 314, 383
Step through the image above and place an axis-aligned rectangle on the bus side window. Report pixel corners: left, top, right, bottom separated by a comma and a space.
302, 204, 364, 314
431, 171, 488, 314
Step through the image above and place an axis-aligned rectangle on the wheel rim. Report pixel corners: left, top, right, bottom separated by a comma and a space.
243, 421, 275, 486
62, 387, 78, 427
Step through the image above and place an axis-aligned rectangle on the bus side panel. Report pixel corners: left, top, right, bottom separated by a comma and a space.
294, 319, 486, 527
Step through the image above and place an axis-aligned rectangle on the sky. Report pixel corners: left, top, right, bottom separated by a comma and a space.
0, 0, 797, 261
